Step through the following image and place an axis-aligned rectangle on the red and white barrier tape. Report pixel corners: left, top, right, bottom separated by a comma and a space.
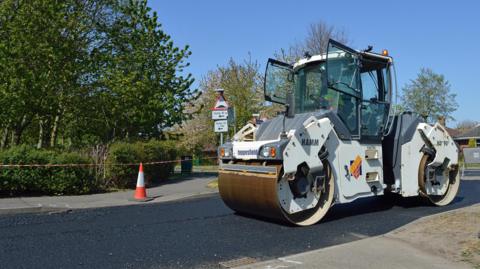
0, 157, 218, 168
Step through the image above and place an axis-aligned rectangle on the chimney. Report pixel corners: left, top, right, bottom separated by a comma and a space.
438, 116, 446, 127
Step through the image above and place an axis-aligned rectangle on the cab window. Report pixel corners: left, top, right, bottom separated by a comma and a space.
326, 40, 361, 136
360, 56, 391, 138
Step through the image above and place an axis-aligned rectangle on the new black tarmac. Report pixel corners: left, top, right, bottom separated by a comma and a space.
1, 177, 479, 269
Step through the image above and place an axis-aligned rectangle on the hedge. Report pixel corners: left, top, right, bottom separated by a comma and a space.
105, 140, 179, 188
0, 140, 180, 196
0, 145, 97, 196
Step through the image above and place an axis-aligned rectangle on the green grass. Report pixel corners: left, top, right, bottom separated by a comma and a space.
207, 179, 218, 189
465, 164, 480, 169
174, 165, 218, 173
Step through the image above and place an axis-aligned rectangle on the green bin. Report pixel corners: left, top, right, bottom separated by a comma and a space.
181, 155, 193, 174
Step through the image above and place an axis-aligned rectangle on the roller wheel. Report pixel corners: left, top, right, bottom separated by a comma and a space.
418, 154, 460, 206
218, 160, 335, 226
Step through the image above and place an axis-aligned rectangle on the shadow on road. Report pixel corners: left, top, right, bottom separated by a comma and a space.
233, 179, 478, 228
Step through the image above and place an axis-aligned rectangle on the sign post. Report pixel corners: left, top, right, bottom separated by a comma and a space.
212, 89, 229, 145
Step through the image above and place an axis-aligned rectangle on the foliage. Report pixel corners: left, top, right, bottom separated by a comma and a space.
96, 0, 196, 141
392, 104, 406, 116
178, 57, 265, 152
105, 140, 178, 188
0, 0, 195, 149
0, 140, 180, 195
401, 68, 458, 123
0, 146, 97, 195
457, 120, 479, 134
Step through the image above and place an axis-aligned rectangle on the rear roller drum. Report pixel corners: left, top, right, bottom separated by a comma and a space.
278, 160, 335, 226
418, 154, 460, 206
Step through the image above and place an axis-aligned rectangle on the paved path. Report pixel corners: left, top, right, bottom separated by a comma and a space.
0, 178, 478, 268
236, 235, 472, 269
0, 173, 218, 214
236, 204, 480, 269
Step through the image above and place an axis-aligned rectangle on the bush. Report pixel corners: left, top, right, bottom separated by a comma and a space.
0, 146, 97, 196
0, 140, 180, 195
105, 140, 178, 188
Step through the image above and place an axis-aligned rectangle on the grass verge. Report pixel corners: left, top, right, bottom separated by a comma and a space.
207, 179, 218, 189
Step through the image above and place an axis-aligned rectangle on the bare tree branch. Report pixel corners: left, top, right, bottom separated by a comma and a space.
275, 20, 350, 63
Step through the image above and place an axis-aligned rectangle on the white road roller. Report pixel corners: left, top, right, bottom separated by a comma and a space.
217, 39, 460, 226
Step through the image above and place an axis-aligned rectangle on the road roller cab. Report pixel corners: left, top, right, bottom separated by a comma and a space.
217, 39, 460, 226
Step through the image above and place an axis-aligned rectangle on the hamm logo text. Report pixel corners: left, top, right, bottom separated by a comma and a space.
301, 138, 319, 146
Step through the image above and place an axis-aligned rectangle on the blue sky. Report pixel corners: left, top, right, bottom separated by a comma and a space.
150, 0, 480, 126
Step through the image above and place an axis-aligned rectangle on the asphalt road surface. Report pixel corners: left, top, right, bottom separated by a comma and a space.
1, 176, 479, 269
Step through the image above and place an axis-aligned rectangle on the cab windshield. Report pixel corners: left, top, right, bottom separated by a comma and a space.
294, 62, 339, 114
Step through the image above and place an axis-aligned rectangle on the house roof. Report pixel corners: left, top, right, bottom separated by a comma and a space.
445, 127, 461, 138
455, 124, 480, 139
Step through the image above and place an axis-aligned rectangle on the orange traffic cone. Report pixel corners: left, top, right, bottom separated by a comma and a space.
132, 163, 153, 202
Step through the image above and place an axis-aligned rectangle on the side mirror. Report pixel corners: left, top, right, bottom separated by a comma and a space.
286, 91, 295, 118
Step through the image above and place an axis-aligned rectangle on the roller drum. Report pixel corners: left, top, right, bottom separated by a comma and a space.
218, 162, 334, 226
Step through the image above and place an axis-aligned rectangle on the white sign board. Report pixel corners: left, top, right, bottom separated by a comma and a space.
464, 147, 480, 164
214, 96, 228, 110
214, 120, 228, 133
212, 110, 228, 120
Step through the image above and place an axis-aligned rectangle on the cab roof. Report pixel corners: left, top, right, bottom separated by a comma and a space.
293, 51, 393, 70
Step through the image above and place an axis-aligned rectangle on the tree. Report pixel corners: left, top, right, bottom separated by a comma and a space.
392, 104, 406, 116
275, 20, 349, 63
456, 120, 479, 134
0, 0, 86, 148
179, 57, 264, 152
0, 0, 195, 148
96, 0, 195, 141
401, 68, 458, 123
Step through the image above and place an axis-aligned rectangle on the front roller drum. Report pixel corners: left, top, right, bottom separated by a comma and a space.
218, 162, 334, 226
218, 169, 281, 220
